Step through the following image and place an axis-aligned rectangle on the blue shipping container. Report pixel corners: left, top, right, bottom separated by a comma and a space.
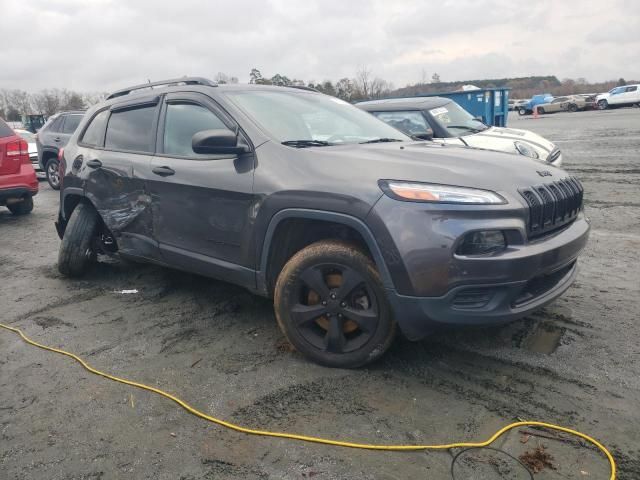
410, 88, 510, 127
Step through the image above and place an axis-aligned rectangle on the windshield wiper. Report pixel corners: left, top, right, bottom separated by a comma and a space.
360, 138, 403, 144
282, 140, 332, 148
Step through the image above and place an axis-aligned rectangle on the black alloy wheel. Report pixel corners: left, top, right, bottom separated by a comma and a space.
274, 240, 396, 368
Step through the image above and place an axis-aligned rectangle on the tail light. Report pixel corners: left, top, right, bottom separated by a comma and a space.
6, 139, 30, 164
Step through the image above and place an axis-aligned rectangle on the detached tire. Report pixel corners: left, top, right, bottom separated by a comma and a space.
58, 203, 99, 277
8, 195, 33, 215
274, 240, 396, 368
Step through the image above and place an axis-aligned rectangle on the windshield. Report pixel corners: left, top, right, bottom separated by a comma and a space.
225, 90, 410, 145
427, 101, 488, 137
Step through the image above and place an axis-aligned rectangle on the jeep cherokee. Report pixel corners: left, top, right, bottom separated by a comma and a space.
55, 77, 590, 368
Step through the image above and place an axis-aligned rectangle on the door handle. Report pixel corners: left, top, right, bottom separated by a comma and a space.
152, 166, 175, 176
86, 159, 102, 168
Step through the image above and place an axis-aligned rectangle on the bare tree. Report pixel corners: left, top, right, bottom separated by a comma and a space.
355, 66, 373, 99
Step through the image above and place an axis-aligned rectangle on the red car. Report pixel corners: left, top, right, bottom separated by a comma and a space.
0, 117, 38, 215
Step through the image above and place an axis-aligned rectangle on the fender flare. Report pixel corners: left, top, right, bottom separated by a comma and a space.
256, 208, 395, 295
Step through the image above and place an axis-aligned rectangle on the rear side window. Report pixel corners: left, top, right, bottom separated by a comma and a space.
105, 106, 156, 153
0, 118, 14, 138
627, 86, 638, 92
48, 116, 64, 132
62, 114, 82, 134
81, 110, 110, 146
163, 103, 227, 157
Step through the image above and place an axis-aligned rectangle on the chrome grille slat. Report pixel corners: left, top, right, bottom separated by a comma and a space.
520, 176, 584, 239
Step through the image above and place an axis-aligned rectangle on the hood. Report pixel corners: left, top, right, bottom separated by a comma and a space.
469, 126, 555, 153
285, 141, 568, 196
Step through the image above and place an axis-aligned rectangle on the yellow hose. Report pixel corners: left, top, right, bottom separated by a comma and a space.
0, 322, 616, 478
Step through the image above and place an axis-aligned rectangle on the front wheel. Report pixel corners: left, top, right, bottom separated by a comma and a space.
568, 103, 578, 112
58, 203, 99, 277
46, 158, 61, 190
537, 107, 545, 114
518, 108, 527, 116
274, 240, 396, 368
598, 99, 608, 110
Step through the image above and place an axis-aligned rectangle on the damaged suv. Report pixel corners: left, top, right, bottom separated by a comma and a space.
56, 78, 589, 368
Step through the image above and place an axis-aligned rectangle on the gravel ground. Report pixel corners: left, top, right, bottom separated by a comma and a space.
1, 107, 639, 479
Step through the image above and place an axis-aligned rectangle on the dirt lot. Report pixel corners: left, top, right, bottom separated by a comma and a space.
1, 108, 639, 479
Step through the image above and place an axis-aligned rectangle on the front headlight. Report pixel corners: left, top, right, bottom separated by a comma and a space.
380, 180, 506, 204
514, 141, 539, 159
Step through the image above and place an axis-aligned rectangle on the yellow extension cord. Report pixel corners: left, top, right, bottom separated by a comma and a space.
0, 322, 616, 479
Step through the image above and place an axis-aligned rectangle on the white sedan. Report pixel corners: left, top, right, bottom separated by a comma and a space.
357, 97, 562, 166
14, 129, 45, 178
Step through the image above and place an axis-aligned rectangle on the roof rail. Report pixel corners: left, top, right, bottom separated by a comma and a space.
288, 85, 320, 93
107, 77, 217, 100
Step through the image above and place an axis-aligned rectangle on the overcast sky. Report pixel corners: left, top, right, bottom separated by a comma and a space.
2, 0, 639, 92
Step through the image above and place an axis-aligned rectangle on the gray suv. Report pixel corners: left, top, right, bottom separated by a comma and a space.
55, 78, 589, 368
36, 111, 84, 189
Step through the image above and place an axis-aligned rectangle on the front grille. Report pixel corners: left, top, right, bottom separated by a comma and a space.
520, 177, 583, 239
513, 261, 575, 306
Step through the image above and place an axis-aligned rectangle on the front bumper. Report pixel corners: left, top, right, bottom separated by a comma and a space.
388, 259, 578, 340
369, 195, 590, 340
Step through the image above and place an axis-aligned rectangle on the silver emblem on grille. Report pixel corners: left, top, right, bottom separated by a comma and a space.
537, 170, 552, 177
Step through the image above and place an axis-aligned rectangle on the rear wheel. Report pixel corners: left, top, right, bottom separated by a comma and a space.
274, 240, 396, 368
518, 108, 527, 116
46, 158, 61, 190
598, 99, 608, 110
7, 195, 33, 215
58, 203, 99, 277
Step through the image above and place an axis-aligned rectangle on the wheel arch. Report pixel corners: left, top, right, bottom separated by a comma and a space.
257, 209, 395, 297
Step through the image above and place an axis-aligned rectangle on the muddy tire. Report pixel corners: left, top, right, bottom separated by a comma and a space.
58, 203, 99, 277
274, 240, 396, 368
7, 195, 33, 215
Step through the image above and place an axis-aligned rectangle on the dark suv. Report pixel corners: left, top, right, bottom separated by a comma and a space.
36, 111, 84, 189
55, 77, 590, 368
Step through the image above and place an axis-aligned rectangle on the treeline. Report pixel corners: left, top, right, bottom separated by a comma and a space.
2, 69, 636, 120
248, 67, 393, 102
0, 89, 107, 120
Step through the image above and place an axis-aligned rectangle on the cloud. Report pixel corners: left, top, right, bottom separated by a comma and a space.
1, 0, 638, 92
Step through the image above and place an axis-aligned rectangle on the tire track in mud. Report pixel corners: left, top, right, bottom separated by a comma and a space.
231, 375, 376, 427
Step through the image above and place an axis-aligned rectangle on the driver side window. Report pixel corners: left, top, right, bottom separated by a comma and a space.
163, 103, 227, 157
372, 111, 431, 137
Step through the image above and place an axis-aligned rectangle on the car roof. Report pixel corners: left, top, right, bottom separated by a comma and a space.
355, 96, 451, 111
101, 82, 321, 109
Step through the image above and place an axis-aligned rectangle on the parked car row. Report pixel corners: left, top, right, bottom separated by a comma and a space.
515, 85, 639, 116
49, 77, 589, 368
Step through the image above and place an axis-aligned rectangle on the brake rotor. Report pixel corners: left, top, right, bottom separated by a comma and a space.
307, 272, 359, 334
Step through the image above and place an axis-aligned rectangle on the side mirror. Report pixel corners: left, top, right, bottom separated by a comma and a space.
192, 129, 250, 155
